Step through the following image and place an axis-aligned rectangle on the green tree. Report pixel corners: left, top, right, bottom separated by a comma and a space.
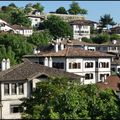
10, 9, 31, 27
99, 14, 115, 30
8, 3, 17, 8
27, 29, 53, 46
81, 37, 92, 43
0, 33, 33, 63
43, 15, 73, 38
110, 34, 120, 41
32, 3, 44, 13
21, 77, 120, 119
68, 1, 87, 15
56, 7, 67, 14
92, 33, 110, 44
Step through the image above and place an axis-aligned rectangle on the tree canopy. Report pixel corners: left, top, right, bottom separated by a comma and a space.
27, 29, 53, 46
99, 14, 116, 30
32, 3, 44, 13
68, 1, 87, 15
0, 33, 33, 64
21, 77, 120, 119
56, 7, 68, 14
43, 15, 73, 39
0, 4, 31, 27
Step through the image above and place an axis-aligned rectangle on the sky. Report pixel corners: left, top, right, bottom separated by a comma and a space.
0, 1, 120, 23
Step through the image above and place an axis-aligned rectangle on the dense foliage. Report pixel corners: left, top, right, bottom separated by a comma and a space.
91, 33, 110, 44
99, 14, 116, 31
0, 4, 31, 27
68, 1, 87, 15
21, 77, 120, 119
27, 29, 53, 46
81, 37, 92, 43
0, 33, 34, 64
56, 7, 68, 14
43, 15, 73, 38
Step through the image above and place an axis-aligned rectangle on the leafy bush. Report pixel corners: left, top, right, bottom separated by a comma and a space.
81, 37, 92, 43
92, 33, 110, 44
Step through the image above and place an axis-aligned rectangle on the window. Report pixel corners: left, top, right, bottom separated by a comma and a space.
99, 62, 109, 68
111, 68, 115, 72
118, 68, 120, 72
4, 83, 9, 95
103, 47, 107, 50
85, 73, 93, 80
69, 63, 72, 69
18, 83, 24, 95
85, 62, 93, 68
52, 62, 64, 69
10, 105, 20, 113
11, 83, 17, 95
73, 62, 77, 69
35, 19, 38, 21
69, 62, 81, 69
100, 74, 104, 80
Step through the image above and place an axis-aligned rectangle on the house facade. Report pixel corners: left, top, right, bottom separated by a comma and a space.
11, 25, 33, 37
0, 19, 14, 32
0, 59, 82, 119
70, 20, 91, 40
27, 15, 44, 28
24, 45, 113, 85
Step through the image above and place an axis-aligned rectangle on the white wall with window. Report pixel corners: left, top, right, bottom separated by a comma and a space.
28, 16, 43, 28
66, 58, 83, 74
72, 24, 90, 40
2, 100, 22, 119
1, 82, 27, 100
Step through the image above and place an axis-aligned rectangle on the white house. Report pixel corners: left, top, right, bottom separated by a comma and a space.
69, 20, 98, 40
0, 58, 82, 119
24, 45, 113, 85
58, 39, 120, 54
11, 24, 33, 37
27, 15, 45, 28
0, 19, 14, 32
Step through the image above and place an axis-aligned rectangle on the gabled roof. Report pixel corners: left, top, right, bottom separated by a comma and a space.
70, 19, 98, 25
0, 59, 81, 82
60, 39, 98, 46
24, 47, 114, 58
97, 75, 120, 92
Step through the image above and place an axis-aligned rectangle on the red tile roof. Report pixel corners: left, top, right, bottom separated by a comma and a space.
24, 47, 114, 58
97, 75, 120, 91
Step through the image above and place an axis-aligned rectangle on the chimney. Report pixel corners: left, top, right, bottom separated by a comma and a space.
44, 57, 48, 66
60, 43, 64, 50
49, 57, 52, 67
6, 58, 10, 69
37, 49, 40, 54
33, 48, 38, 54
1, 58, 6, 71
54, 43, 58, 52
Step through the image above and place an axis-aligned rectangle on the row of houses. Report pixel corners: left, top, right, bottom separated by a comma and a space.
0, 19, 33, 37
0, 9, 120, 119
0, 37, 120, 118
